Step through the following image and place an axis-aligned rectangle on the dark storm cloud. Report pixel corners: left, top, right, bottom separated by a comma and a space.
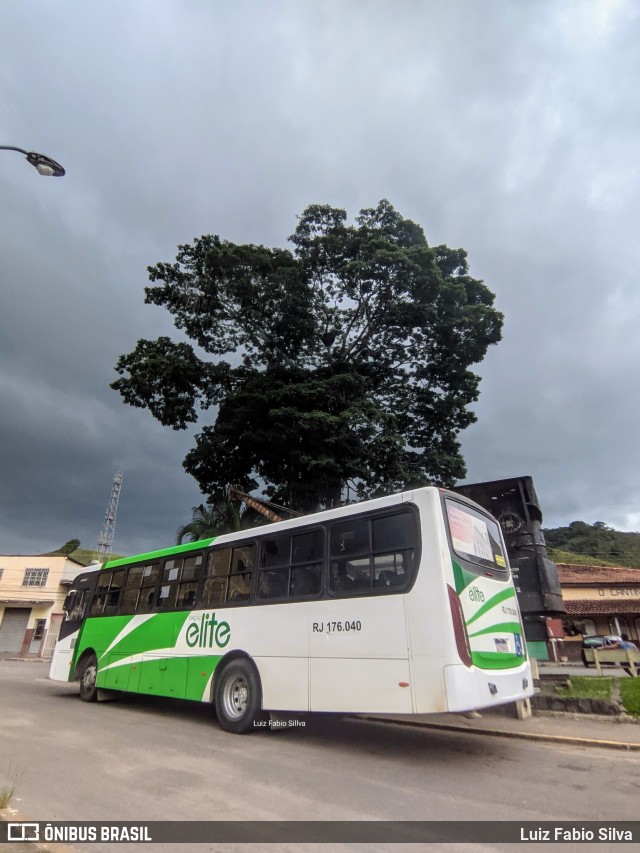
1, 0, 639, 557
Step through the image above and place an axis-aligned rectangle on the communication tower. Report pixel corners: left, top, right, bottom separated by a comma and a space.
97, 471, 123, 562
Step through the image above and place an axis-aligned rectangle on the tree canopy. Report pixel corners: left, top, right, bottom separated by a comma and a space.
50, 538, 81, 555
112, 200, 503, 511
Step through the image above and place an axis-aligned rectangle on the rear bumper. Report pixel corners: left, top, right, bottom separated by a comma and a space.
444, 660, 533, 713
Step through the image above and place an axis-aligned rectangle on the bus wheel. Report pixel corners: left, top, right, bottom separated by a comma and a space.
214, 659, 262, 734
78, 654, 98, 702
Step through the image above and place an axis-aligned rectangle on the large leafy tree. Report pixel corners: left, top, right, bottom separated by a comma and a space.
112, 200, 502, 511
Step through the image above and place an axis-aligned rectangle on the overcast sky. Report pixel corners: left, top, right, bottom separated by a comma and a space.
2, 0, 639, 558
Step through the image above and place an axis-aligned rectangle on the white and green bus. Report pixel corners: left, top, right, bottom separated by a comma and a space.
50, 487, 533, 733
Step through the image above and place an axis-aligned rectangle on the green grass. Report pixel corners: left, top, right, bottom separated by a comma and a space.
0, 762, 24, 809
551, 676, 613, 701
619, 678, 640, 717
61, 548, 124, 566
544, 675, 640, 716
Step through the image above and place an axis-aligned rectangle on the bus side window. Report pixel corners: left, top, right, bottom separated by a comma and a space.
290, 565, 322, 596
136, 563, 160, 613
90, 572, 113, 615
258, 536, 290, 600
66, 589, 88, 621
63, 590, 77, 619
104, 569, 126, 616
228, 545, 255, 603
157, 583, 178, 610
289, 530, 323, 598
330, 562, 355, 593
201, 548, 231, 605
176, 583, 198, 608
119, 565, 140, 614
159, 554, 204, 610
329, 510, 416, 596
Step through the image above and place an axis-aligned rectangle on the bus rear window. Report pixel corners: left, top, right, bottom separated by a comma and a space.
445, 499, 508, 572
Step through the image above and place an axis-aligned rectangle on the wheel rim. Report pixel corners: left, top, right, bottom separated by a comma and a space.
221, 673, 249, 720
82, 663, 96, 693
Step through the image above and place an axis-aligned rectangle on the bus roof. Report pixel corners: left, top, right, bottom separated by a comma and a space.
104, 537, 216, 569
100, 486, 499, 571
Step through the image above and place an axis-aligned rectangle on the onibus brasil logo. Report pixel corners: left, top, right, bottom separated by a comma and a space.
185, 612, 231, 648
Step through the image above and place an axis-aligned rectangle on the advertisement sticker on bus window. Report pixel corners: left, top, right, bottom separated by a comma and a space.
495, 554, 506, 567
447, 504, 493, 563
494, 638, 509, 653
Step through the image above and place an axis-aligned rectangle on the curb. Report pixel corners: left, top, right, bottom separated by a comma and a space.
358, 715, 640, 751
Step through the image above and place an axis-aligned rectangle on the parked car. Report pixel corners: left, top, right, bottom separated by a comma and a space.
581, 635, 620, 667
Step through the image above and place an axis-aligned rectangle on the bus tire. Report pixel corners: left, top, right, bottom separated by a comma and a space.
78, 653, 98, 702
214, 659, 262, 734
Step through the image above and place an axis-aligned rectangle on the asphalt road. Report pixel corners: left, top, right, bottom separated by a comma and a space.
2, 660, 640, 851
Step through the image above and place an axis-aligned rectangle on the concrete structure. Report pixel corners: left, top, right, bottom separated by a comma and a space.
0, 554, 86, 657
555, 563, 640, 661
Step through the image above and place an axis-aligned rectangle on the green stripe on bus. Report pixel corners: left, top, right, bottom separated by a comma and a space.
104, 538, 216, 569
452, 559, 477, 594
471, 651, 523, 669
468, 621, 523, 639
80, 612, 191, 660
96, 653, 223, 701
465, 587, 516, 627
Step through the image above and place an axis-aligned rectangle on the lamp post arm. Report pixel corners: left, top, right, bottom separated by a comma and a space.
0, 145, 29, 156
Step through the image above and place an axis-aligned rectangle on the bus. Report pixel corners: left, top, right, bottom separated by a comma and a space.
50, 486, 533, 733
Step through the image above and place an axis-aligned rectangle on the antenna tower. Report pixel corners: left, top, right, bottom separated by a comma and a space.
97, 471, 123, 562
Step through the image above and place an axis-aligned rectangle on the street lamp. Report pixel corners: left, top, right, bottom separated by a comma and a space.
0, 145, 65, 177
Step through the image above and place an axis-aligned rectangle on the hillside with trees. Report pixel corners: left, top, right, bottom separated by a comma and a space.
544, 521, 640, 568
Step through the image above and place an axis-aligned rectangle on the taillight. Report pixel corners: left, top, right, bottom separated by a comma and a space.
448, 584, 473, 667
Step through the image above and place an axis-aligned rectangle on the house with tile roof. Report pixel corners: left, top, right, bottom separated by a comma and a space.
555, 563, 640, 660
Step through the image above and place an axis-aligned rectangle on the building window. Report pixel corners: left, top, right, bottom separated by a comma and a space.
609, 616, 630, 637
33, 619, 47, 640
0, 568, 3, 582
22, 568, 49, 587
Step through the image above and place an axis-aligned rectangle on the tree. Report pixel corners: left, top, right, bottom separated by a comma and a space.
51, 538, 80, 555
176, 489, 245, 544
112, 200, 503, 511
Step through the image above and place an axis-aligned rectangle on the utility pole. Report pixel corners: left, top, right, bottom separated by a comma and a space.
97, 471, 123, 562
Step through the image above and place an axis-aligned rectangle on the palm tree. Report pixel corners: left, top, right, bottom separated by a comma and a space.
176, 489, 244, 544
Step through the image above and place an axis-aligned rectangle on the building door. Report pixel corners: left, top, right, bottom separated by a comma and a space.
42, 614, 63, 658
29, 619, 47, 655
0, 608, 31, 653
